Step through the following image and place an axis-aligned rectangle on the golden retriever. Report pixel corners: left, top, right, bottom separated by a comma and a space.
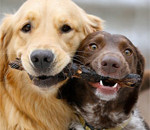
0, 0, 103, 129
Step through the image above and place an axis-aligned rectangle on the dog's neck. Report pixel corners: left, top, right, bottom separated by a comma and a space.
75, 99, 131, 129
77, 113, 132, 130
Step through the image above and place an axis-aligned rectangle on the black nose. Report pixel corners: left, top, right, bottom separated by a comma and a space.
101, 55, 121, 74
31, 50, 54, 71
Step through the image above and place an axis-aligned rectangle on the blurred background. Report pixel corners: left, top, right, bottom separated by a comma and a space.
0, 0, 150, 125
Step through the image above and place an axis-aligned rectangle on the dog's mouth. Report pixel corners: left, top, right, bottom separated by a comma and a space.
89, 79, 121, 95
29, 72, 67, 87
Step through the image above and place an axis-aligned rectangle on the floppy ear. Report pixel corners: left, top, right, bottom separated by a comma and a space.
84, 14, 104, 35
0, 15, 13, 81
136, 48, 145, 78
69, 0, 103, 35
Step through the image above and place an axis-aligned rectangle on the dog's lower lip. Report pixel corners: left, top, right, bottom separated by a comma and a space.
38, 75, 51, 80
28, 73, 67, 87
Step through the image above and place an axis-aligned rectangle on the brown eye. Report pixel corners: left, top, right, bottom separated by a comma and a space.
61, 24, 72, 33
89, 43, 98, 51
124, 49, 132, 56
21, 23, 32, 33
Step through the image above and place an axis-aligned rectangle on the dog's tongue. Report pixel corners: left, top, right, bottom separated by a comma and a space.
89, 81, 120, 95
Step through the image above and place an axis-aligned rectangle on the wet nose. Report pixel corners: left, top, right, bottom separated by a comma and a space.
30, 50, 54, 71
101, 55, 121, 74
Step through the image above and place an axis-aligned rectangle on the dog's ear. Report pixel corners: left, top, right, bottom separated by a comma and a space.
69, 0, 103, 35
0, 15, 13, 81
84, 14, 104, 35
135, 48, 145, 78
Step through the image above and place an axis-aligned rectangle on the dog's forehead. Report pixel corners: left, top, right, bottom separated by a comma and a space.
80, 31, 133, 50
111, 35, 131, 46
15, 0, 80, 16
13, 0, 82, 26
89, 31, 112, 42
94, 32, 129, 44
84, 31, 111, 44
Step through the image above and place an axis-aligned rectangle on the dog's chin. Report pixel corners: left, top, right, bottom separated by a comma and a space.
28, 72, 67, 88
89, 78, 121, 101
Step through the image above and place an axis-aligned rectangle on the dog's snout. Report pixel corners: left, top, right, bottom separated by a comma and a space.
101, 56, 121, 74
31, 50, 54, 71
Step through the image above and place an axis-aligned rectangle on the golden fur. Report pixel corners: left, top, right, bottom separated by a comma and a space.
0, 0, 103, 129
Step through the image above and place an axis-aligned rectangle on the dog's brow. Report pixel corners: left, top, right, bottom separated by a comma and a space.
119, 39, 128, 45
120, 38, 128, 43
95, 33, 104, 39
25, 12, 39, 21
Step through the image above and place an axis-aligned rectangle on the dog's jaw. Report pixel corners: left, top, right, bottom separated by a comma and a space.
95, 89, 118, 101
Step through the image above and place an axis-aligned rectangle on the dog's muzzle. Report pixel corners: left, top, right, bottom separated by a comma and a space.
29, 49, 68, 87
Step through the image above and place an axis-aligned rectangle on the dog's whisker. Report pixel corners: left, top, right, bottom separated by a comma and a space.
61, 71, 66, 80
74, 54, 87, 59
76, 50, 91, 53
69, 50, 92, 55
73, 59, 85, 66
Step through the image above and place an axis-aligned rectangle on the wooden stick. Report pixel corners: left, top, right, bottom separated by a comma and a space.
9, 59, 141, 88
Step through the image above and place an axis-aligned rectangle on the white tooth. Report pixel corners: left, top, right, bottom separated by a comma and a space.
113, 83, 118, 88
100, 80, 103, 86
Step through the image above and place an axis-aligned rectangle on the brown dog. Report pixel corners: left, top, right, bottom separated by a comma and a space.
0, 0, 103, 129
60, 31, 149, 129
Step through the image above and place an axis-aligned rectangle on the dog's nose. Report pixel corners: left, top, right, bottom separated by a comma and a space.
31, 50, 54, 71
101, 56, 121, 74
